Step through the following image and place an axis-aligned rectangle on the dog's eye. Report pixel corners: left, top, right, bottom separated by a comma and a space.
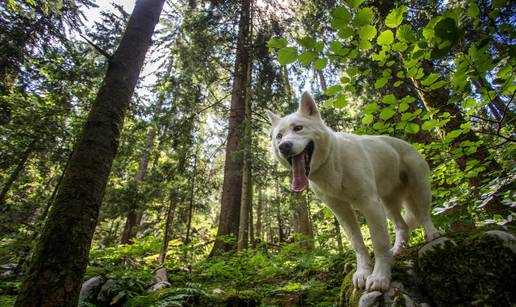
276, 133, 282, 139
293, 125, 303, 132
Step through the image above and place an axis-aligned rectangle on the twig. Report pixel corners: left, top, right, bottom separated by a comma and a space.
80, 34, 112, 59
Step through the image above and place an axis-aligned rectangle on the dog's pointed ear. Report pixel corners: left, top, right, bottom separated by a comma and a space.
266, 110, 280, 126
298, 92, 320, 118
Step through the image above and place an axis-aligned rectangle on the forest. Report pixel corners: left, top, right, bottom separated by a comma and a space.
0, 0, 514, 306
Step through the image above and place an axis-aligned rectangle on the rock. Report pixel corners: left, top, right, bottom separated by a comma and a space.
79, 276, 104, 303
97, 279, 117, 304
154, 268, 168, 283
417, 231, 516, 306
357, 291, 382, 307
147, 281, 171, 292
212, 288, 224, 295
417, 236, 454, 257
485, 230, 516, 253
147, 268, 171, 292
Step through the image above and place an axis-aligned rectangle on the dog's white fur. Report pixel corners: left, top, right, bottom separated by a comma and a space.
267, 92, 439, 292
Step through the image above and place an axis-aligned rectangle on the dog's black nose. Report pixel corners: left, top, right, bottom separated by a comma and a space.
279, 142, 293, 155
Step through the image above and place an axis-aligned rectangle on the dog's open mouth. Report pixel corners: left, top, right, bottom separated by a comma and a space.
287, 141, 314, 193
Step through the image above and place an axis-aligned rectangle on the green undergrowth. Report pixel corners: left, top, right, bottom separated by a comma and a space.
84, 239, 357, 306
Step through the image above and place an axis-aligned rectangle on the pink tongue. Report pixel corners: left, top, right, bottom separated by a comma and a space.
291, 152, 308, 192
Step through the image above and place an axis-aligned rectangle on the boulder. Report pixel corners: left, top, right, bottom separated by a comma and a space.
340, 230, 516, 306
79, 276, 104, 303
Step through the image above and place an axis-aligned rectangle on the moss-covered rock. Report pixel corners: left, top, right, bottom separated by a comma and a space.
338, 269, 363, 307
417, 231, 516, 306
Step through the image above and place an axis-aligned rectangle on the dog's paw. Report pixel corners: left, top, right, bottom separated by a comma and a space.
365, 273, 390, 292
352, 268, 372, 289
390, 241, 406, 257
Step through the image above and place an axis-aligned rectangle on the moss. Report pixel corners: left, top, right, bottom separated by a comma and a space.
0, 295, 16, 307
201, 288, 261, 306
83, 266, 107, 281
418, 231, 516, 306
338, 269, 363, 307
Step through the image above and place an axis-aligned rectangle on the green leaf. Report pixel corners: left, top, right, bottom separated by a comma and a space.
277, 47, 298, 64
374, 77, 388, 89
392, 42, 407, 51
324, 85, 342, 96
338, 27, 354, 39
267, 38, 288, 49
354, 8, 374, 27
399, 102, 409, 112
346, 0, 364, 9
462, 98, 477, 109
382, 94, 396, 104
314, 41, 325, 52
373, 122, 385, 130
380, 107, 396, 120
377, 30, 394, 45
335, 94, 348, 108
298, 51, 314, 65
421, 73, 440, 86
444, 129, 463, 143
362, 114, 374, 124
358, 25, 377, 41
397, 25, 416, 42
434, 17, 459, 42
332, 7, 352, 29
297, 36, 316, 49
340, 76, 350, 83
468, 3, 480, 18
323, 99, 334, 108
405, 123, 420, 134
358, 40, 372, 50
364, 102, 379, 114
385, 6, 407, 28
428, 80, 447, 90
422, 119, 439, 131
314, 58, 328, 70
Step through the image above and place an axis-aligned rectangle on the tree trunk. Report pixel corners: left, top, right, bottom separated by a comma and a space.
334, 216, 344, 253
14, 1, 165, 306
411, 60, 499, 173
120, 126, 156, 244
0, 140, 35, 206
238, 157, 251, 250
159, 191, 178, 264
291, 192, 314, 250
255, 187, 263, 242
210, 0, 252, 255
185, 153, 198, 244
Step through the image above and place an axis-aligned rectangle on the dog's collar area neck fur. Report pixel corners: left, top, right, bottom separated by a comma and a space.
289, 141, 314, 192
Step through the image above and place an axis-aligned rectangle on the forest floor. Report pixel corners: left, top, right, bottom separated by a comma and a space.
1, 226, 515, 307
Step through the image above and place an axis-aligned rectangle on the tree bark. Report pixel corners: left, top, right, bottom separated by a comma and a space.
291, 192, 314, 250
184, 153, 198, 244
411, 60, 499, 173
255, 187, 263, 242
14, 1, 165, 306
120, 125, 156, 244
334, 216, 344, 253
238, 157, 251, 250
159, 191, 178, 264
210, 0, 252, 255
0, 140, 35, 206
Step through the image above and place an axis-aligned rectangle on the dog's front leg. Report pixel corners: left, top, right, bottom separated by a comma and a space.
359, 196, 393, 292
328, 200, 372, 289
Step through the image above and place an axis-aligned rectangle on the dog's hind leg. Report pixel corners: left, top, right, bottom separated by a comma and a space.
326, 199, 372, 290
402, 153, 440, 241
383, 194, 409, 257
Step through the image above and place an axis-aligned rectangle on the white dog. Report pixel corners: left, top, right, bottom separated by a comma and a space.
267, 92, 439, 292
